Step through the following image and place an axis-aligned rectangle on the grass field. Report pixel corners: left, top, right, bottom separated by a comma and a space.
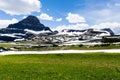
0, 53, 120, 80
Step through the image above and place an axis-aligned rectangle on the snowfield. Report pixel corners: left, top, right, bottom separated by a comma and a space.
1, 49, 120, 55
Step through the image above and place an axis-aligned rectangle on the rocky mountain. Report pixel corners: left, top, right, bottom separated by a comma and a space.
8, 15, 51, 31
0, 15, 51, 34
0, 15, 53, 41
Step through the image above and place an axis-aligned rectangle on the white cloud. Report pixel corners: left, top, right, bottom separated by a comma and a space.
91, 22, 120, 34
54, 23, 89, 31
38, 13, 53, 21
85, 9, 112, 24
56, 18, 62, 22
66, 13, 86, 23
0, 0, 41, 15
0, 18, 18, 28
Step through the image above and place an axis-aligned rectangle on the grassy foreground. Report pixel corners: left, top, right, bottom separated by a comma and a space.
0, 53, 120, 80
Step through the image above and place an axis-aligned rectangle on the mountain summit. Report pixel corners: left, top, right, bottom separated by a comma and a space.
8, 15, 51, 31
0, 15, 52, 41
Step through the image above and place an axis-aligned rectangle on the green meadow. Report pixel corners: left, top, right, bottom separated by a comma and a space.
0, 53, 120, 80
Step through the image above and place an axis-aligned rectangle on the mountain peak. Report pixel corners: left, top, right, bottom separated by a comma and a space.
27, 15, 38, 19
20, 15, 40, 25
7, 15, 51, 31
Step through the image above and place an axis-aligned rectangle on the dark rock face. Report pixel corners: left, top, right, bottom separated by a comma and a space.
0, 36, 17, 42
8, 15, 51, 31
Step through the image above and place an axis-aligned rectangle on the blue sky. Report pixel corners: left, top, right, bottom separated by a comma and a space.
0, 0, 120, 33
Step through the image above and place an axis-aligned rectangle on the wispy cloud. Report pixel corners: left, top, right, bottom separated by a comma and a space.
81, 0, 120, 24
